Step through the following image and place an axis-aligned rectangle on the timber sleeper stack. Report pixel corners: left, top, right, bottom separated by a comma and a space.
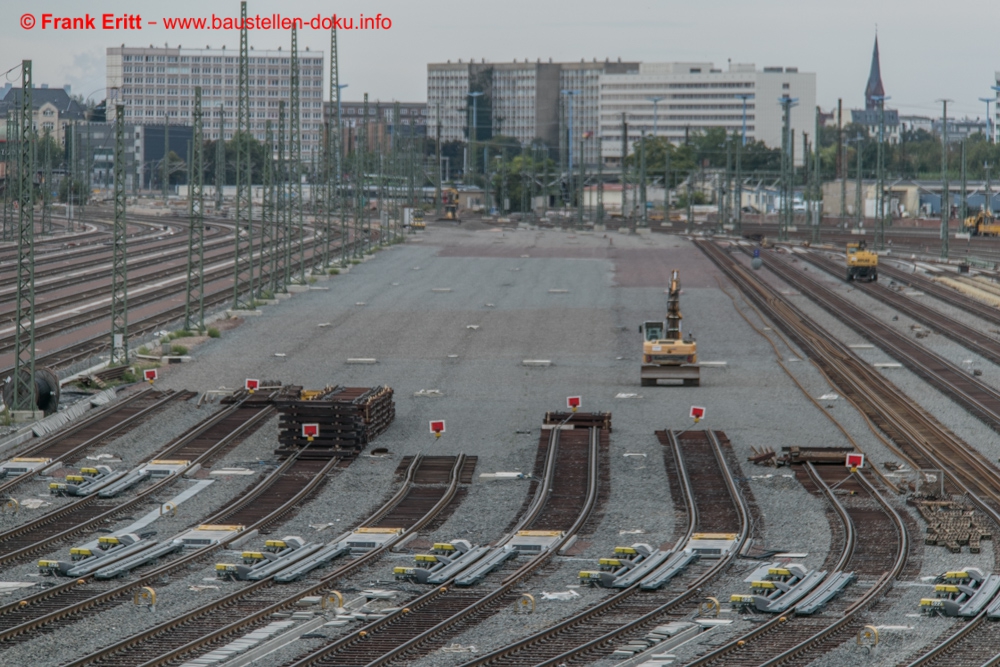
275, 384, 395, 460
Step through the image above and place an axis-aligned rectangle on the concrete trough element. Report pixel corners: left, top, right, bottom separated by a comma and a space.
431, 288, 453, 292
454, 546, 520, 586
274, 543, 352, 583
795, 571, 857, 615
93, 541, 185, 579
226, 309, 264, 317
522, 360, 552, 367
346, 358, 377, 365
548, 289, 569, 293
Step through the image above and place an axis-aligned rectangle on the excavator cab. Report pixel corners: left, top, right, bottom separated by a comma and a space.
640, 322, 664, 342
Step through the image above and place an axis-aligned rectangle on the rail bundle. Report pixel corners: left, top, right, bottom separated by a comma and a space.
275, 384, 395, 459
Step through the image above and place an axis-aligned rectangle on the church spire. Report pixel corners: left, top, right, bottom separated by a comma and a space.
865, 36, 885, 109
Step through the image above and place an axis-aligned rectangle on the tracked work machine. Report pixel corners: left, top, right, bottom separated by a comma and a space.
639, 270, 699, 386
846, 240, 878, 282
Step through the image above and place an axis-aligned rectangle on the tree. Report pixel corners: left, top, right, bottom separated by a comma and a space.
204, 132, 270, 186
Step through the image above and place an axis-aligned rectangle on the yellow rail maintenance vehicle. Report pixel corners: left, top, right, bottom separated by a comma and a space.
846, 240, 878, 282
964, 210, 1000, 237
639, 270, 699, 387
439, 188, 460, 222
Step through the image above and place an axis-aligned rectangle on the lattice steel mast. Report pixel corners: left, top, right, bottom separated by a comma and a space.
259, 120, 275, 297
11, 61, 36, 412
290, 26, 305, 282
232, 0, 254, 308
110, 104, 129, 366
185, 87, 205, 331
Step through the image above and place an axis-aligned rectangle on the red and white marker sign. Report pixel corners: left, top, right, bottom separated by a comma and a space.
567, 396, 581, 410
429, 420, 446, 435
302, 423, 320, 439
143, 369, 158, 382
845, 453, 865, 469
690, 406, 706, 421
245, 378, 260, 392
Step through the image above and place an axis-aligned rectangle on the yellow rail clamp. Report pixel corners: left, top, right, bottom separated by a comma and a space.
579, 571, 602, 580
265, 540, 288, 550
12, 457, 51, 463
414, 554, 438, 563
599, 558, 623, 568
241, 551, 265, 561
432, 543, 456, 551
614, 546, 638, 555
394, 567, 415, 576
518, 593, 535, 613
38, 560, 59, 568
920, 598, 945, 607
700, 597, 721, 618
65, 475, 85, 484
730, 594, 754, 604
320, 590, 344, 610
197, 524, 245, 532
80, 468, 99, 475
768, 568, 792, 577
151, 460, 190, 466
934, 584, 960, 594
49, 482, 64, 490
70, 548, 93, 558
857, 625, 879, 647
943, 571, 970, 580
216, 563, 238, 572
98, 536, 121, 546
692, 533, 738, 540
517, 530, 563, 537
134, 586, 156, 609
751, 581, 777, 590
357, 527, 403, 534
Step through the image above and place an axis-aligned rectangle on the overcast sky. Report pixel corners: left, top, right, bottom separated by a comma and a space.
1, 0, 997, 119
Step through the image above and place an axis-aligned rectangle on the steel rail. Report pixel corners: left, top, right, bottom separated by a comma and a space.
0, 400, 273, 568
0, 388, 183, 496
116, 455, 465, 667
524, 430, 748, 667
288, 428, 601, 667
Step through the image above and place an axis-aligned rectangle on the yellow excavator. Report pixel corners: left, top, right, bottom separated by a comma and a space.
639, 270, 699, 386
964, 210, 1000, 236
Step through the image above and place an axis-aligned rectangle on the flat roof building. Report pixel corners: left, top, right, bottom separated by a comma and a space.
106, 44, 324, 160
598, 62, 816, 165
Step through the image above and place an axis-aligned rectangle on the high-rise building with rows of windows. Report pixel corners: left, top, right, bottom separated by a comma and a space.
106, 45, 324, 159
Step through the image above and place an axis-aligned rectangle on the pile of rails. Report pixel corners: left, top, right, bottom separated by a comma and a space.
544, 411, 612, 431
913, 499, 993, 553
275, 385, 395, 460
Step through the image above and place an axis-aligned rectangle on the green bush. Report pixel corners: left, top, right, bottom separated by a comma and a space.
328, 268, 340, 275
171, 329, 194, 339
170, 344, 189, 355
350, 259, 361, 265
207, 327, 221, 338
308, 276, 317, 284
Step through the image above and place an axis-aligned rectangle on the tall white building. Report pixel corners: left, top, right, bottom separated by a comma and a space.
106, 45, 325, 159
427, 59, 639, 167
599, 62, 816, 165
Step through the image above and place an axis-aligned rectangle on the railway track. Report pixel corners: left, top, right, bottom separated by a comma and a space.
0, 396, 274, 568
782, 249, 1000, 367
62, 454, 469, 667
699, 239, 1000, 663
0, 388, 189, 497
0, 229, 358, 375
0, 412, 334, 648
687, 463, 910, 667
451, 429, 749, 667
272, 418, 603, 667
702, 240, 1000, 513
